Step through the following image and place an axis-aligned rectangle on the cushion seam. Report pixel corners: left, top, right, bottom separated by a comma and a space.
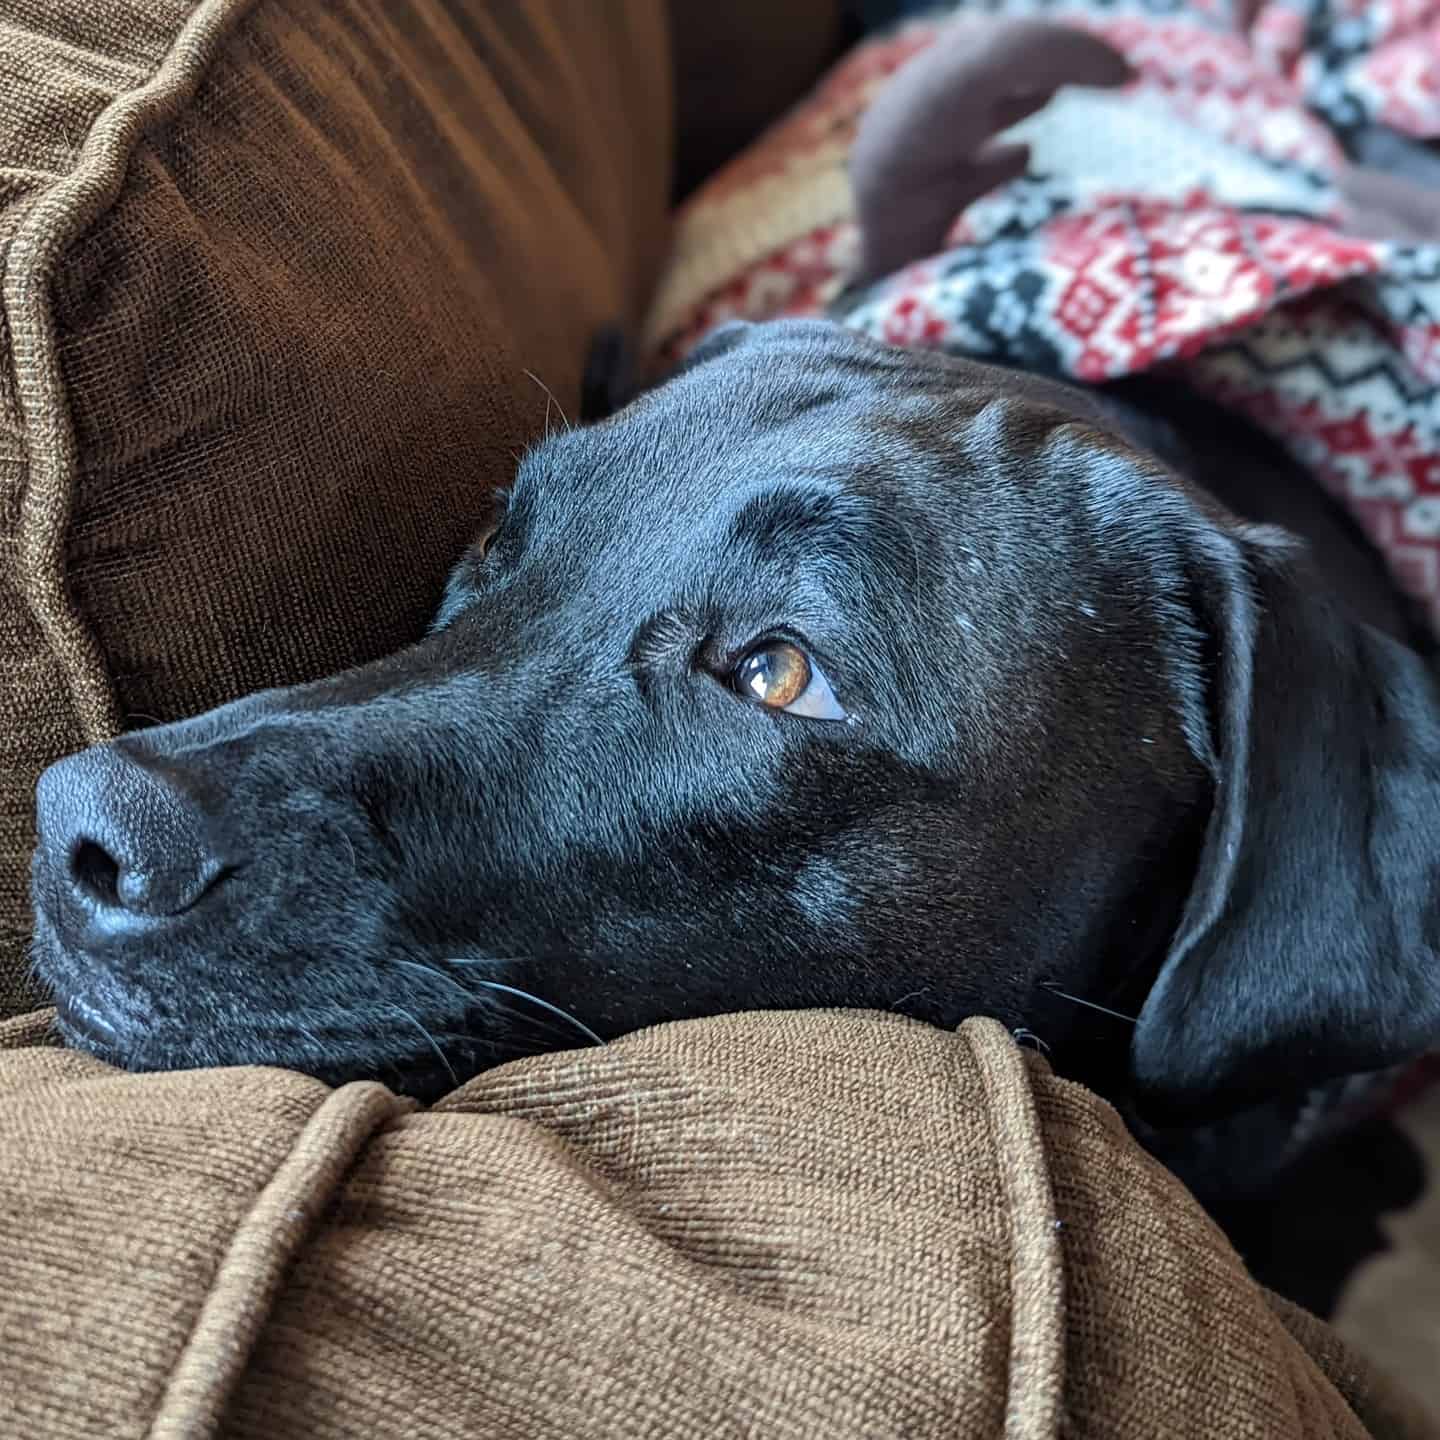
960, 1016, 1066, 1440
5, 0, 270, 746
145, 1078, 409, 1440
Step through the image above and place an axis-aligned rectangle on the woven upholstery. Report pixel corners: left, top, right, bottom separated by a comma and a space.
1, 1008, 1432, 1439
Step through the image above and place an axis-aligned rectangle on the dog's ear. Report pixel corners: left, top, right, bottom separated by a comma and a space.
1132, 525, 1440, 1122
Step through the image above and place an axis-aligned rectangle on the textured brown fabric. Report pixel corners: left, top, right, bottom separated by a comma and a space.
0, 0, 673, 1017
1, 1009, 1430, 1439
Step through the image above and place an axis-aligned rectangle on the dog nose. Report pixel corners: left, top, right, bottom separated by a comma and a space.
35, 745, 227, 920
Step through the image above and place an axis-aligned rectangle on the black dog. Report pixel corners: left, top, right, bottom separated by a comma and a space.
31, 318, 1440, 1196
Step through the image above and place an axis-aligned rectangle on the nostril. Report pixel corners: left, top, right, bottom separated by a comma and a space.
38, 743, 233, 921
70, 840, 121, 907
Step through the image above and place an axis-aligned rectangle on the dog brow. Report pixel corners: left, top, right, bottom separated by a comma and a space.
728, 484, 865, 567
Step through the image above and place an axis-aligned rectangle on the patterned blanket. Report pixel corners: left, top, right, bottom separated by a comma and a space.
644, 0, 1440, 633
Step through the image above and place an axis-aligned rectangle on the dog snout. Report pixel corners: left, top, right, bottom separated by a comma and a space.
35, 745, 230, 925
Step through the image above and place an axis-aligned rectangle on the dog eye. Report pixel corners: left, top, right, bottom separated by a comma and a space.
474, 490, 511, 560
731, 642, 846, 720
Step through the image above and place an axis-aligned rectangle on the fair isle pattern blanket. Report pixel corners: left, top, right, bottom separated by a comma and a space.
642, 0, 1440, 633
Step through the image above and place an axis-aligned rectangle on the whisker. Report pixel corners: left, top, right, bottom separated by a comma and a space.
522, 368, 571, 434
1012, 1027, 1051, 1053
391, 958, 474, 1006
889, 986, 931, 1010
389, 1004, 459, 1087
472, 980, 604, 1048
1040, 982, 1138, 1024
442, 955, 536, 969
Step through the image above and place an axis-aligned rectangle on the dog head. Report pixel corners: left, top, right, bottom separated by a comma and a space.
30, 321, 1440, 1133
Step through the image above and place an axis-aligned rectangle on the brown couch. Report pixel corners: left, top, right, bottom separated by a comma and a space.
4, 1005, 1434, 1439
1, 3, 1434, 1436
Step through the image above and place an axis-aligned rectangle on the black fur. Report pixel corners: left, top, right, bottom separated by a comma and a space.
30, 321, 1440, 1214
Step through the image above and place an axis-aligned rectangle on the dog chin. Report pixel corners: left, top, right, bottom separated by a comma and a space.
49, 986, 475, 1100
34, 935, 509, 1102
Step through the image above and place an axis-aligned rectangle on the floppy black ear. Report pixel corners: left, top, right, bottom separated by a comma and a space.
1131, 525, 1440, 1122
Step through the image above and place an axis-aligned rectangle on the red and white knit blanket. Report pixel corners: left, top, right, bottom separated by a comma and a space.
644, 0, 1440, 633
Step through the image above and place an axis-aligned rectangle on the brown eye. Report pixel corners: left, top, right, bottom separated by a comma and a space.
728, 640, 848, 721
475, 522, 501, 559
733, 642, 812, 709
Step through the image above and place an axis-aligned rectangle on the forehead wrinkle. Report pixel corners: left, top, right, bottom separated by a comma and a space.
506, 370, 932, 621
726, 476, 873, 573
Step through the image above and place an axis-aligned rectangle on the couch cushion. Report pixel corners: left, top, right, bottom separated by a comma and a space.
1, 1008, 1431, 1438
0, 0, 672, 1015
